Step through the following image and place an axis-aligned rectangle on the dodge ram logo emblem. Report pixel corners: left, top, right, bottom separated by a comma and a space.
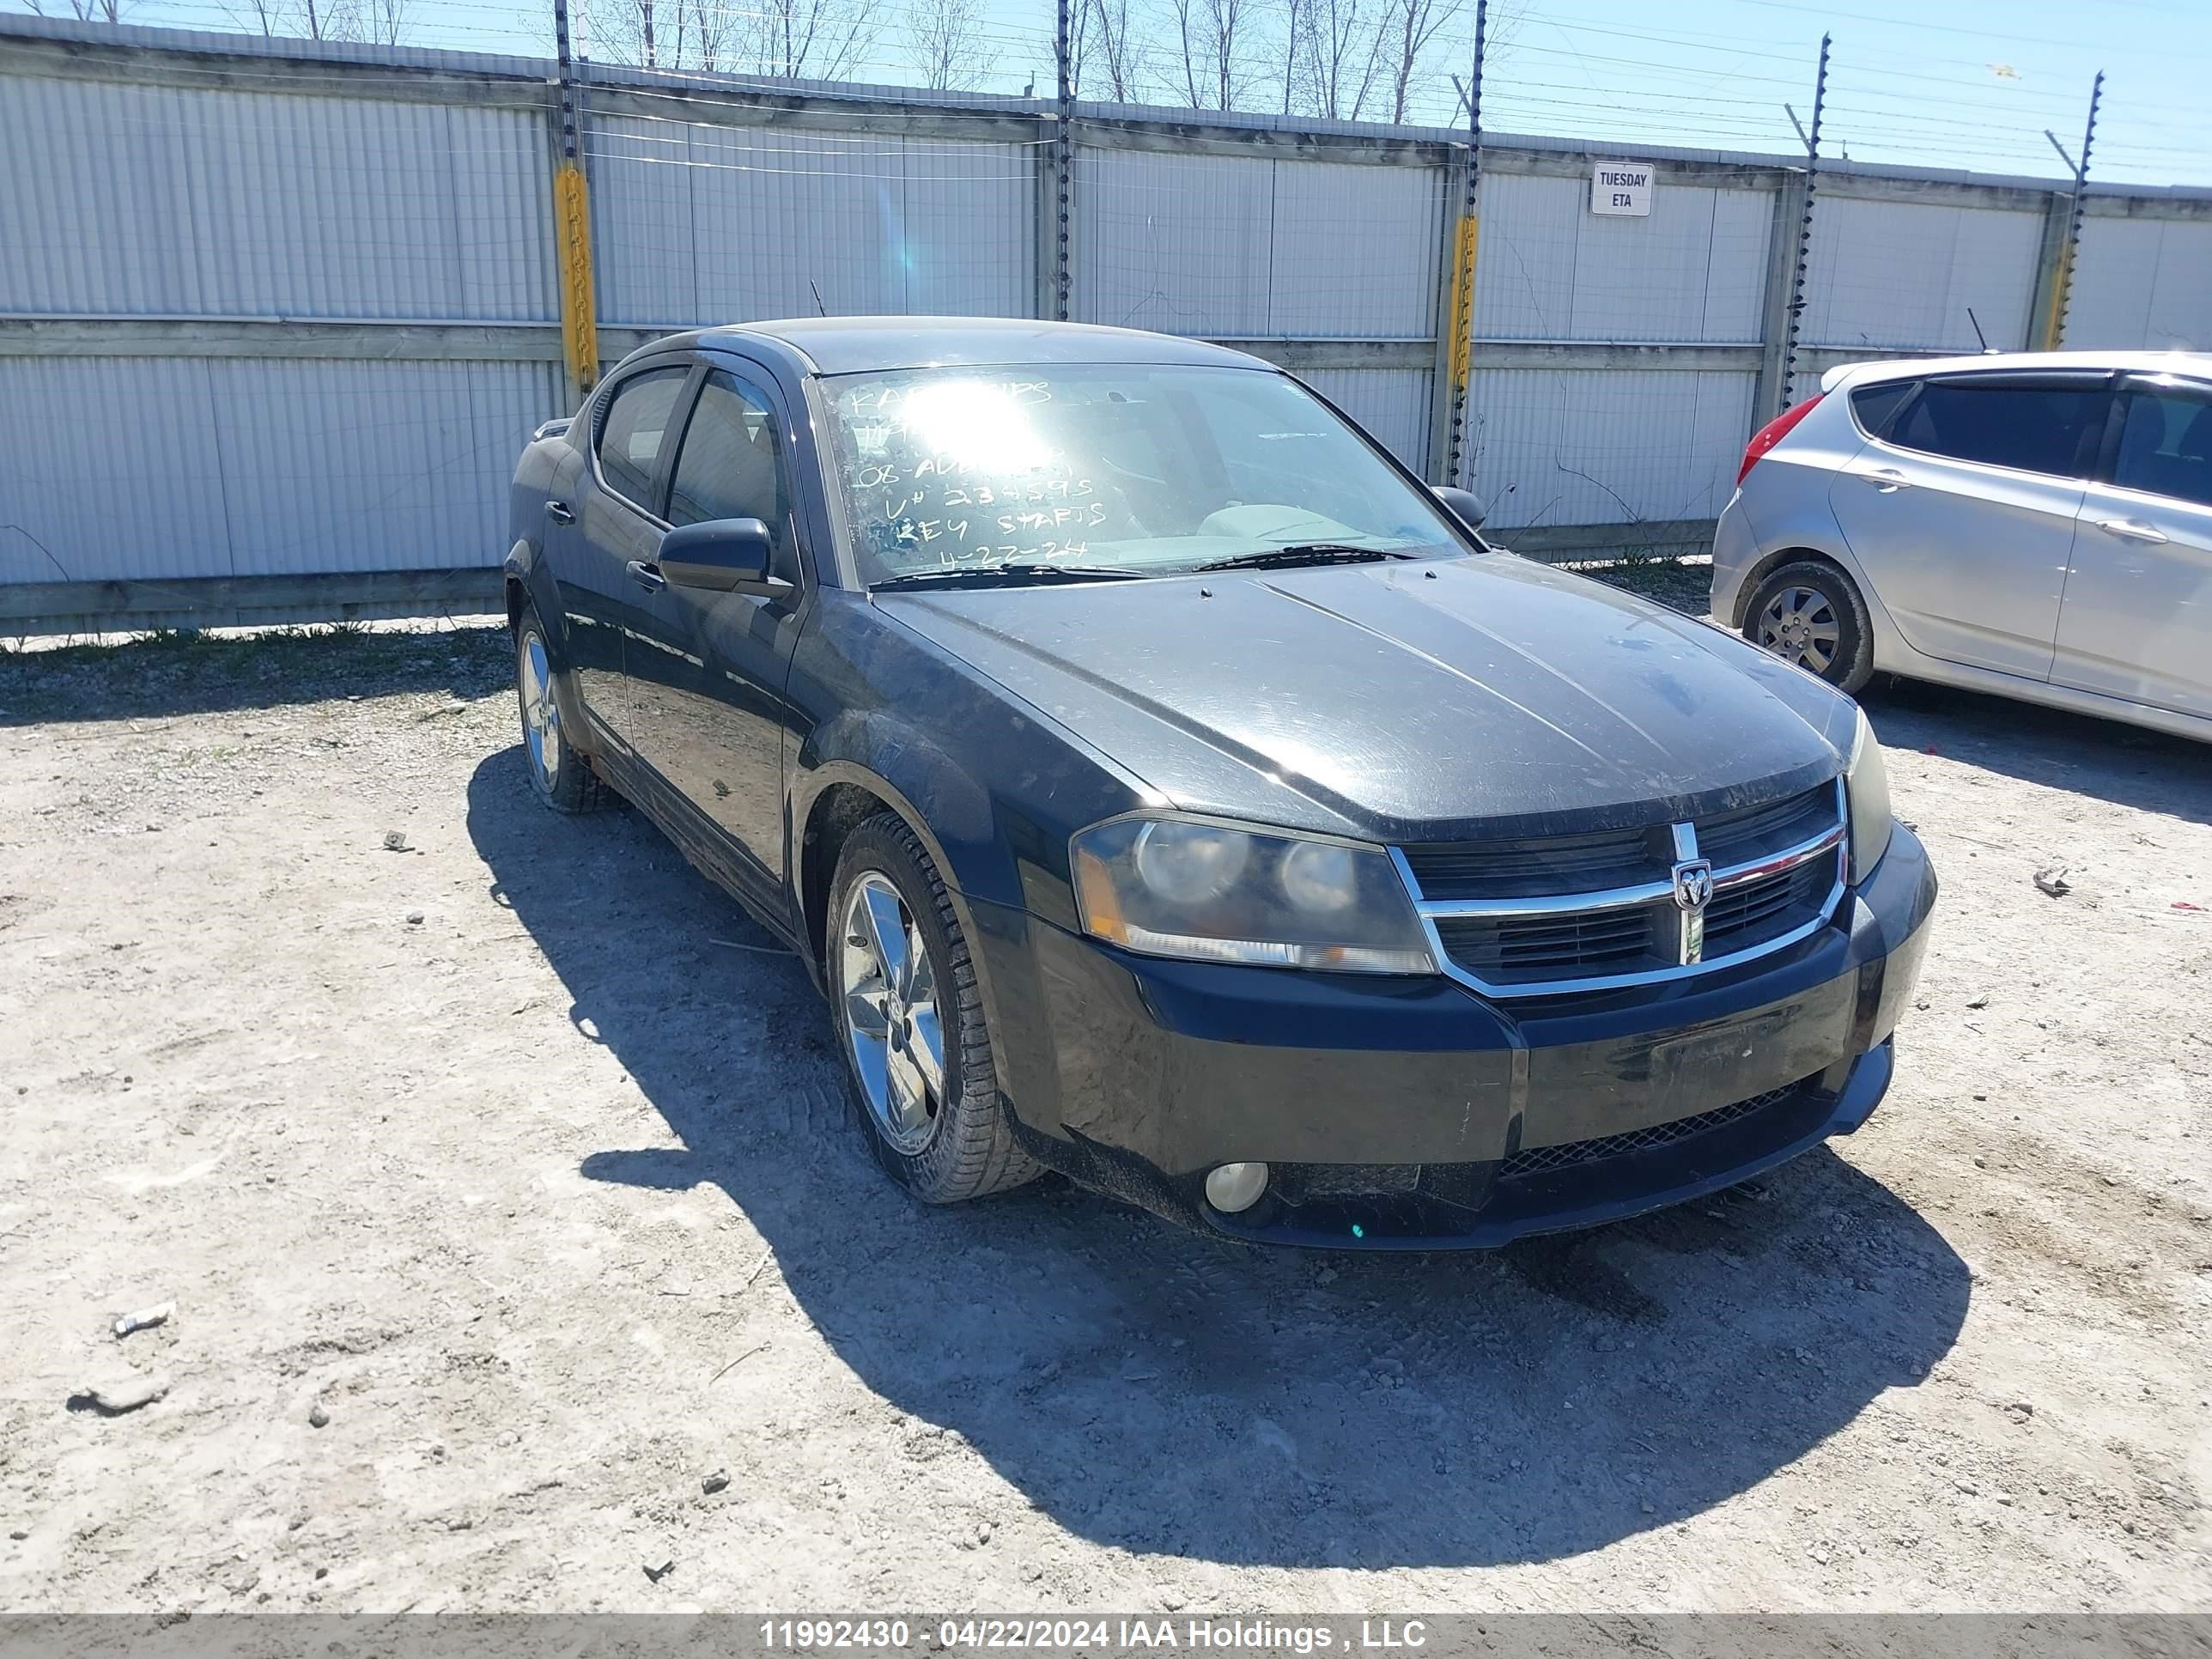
1672, 857, 1714, 964
1671, 858, 1715, 912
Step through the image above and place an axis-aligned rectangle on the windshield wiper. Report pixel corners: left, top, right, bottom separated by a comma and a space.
1193, 544, 1412, 573
871, 563, 1149, 591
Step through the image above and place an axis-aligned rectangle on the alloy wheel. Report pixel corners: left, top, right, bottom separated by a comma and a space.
1755, 586, 1841, 676
519, 630, 562, 793
839, 872, 945, 1154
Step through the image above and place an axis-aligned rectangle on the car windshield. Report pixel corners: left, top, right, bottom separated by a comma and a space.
822, 362, 1471, 587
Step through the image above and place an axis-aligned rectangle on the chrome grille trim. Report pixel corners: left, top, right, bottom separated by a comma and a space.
1395, 778, 1849, 999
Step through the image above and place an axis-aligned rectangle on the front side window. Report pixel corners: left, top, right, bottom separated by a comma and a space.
2112, 383, 2212, 508
1885, 380, 2108, 479
822, 363, 1468, 586
595, 368, 690, 510
669, 371, 791, 538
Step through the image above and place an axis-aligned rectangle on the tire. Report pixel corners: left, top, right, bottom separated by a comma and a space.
828, 812, 1041, 1204
1742, 559, 1875, 695
514, 608, 614, 814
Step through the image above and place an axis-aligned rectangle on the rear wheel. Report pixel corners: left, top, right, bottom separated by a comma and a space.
829, 813, 1040, 1204
1743, 560, 1874, 694
515, 611, 613, 813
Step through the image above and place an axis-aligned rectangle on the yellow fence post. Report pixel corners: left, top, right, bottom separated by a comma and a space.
550, 0, 599, 404
554, 161, 599, 397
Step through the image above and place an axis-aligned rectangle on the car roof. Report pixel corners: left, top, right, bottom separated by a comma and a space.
654, 317, 1273, 377
1820, 349, 2212, 393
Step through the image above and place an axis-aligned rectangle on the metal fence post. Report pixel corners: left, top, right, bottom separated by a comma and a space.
550, 0, 599, 404
2034, 71, 2103, 350
1425, 149, 1472, 484
1051, 0, 1073, 322
1751, 160, 1808, 425
1777, 33, 1828, 412
1431, 0, 1486, 489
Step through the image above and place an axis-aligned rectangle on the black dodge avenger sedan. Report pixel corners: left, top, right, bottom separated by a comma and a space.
505, 317, 1936, 1248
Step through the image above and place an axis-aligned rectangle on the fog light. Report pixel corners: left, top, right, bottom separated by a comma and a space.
1204, 1161, 1269, 1213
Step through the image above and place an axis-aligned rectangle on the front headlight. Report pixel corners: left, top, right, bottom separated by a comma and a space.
1071, 817, 1437, 974
1845, 706, 1893, 884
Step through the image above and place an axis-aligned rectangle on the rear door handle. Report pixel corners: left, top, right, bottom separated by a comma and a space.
544, 500, 575, 525
2095, 518, 2168, 544
625, 559, 666, 592
1862, 469, 1909, 492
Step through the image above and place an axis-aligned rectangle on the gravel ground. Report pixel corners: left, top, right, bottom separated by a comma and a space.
0, 609, 2206, 1615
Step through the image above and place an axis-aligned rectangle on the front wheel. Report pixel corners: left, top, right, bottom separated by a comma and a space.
1743, 560, 1875, 694
828, 813, 1040, 1204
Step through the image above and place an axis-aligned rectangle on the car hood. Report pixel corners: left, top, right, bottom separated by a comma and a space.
877, 555, 1858, 842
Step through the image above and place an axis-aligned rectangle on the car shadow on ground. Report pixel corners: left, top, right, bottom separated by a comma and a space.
466, 747, 1969, 1571
0, 624, 510, 726
1861, 675, 2212, 827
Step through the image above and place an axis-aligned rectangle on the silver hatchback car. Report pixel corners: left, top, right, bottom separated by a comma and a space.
1711, 350, 2212, 743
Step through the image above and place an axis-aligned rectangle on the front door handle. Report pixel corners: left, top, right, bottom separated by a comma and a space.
2095, 518, 2168, 544
544, 500, 575, 524
625, 559, 666, 592
1862, 469, 1909, 493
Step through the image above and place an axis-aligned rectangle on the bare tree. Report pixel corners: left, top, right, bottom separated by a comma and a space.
364, 0, 406, 46
27, 0, 131, 21
903, 0, 982, 91
1298, 0, 1380, 119
1273, 0, 1303, 113
742, 0, 874, 81
1082, 0, 1144, 101
1162, 0, 1252, 111
688, 0, 731, 71
1370, 0, 1456, 124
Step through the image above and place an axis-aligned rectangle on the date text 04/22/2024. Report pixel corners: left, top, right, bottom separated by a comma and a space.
757, 1620, 1434, 1651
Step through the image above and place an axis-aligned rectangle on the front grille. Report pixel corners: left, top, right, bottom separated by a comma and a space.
1498, 1079, 1808, 1179
1399, 824, 1662, 902
1400, 779, 1845, 996
1433, 902, 1668, 986
1705, 855, 1838, 954
1698, 787, 1844, 867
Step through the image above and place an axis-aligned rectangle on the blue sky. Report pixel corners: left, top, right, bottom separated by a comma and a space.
21, 0, 2209, 185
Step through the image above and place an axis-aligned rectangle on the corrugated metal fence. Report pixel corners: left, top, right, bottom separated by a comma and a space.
2, 15, 2209, 630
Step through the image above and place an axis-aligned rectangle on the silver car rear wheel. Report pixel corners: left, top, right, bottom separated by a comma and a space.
1741, 559, 1875, 693
1755, 586, 1842, 677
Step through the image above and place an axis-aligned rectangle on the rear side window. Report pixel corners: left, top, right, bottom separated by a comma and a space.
2112, 384, 2212, 508
596, 368, 690, 510
1849, 380, 1915, 437
1884, 380, 2106, 479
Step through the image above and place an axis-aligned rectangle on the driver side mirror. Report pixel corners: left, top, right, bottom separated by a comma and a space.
1434, 486, 1488, 532
659, 518, 790, 599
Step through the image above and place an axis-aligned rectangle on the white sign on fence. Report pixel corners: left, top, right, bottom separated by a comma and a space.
1591, 161, 1654, 216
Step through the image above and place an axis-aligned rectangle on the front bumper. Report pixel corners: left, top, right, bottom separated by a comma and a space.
975, 823, 1936, 1249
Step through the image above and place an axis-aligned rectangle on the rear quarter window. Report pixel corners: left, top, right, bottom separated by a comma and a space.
1849, 380, 1915, 438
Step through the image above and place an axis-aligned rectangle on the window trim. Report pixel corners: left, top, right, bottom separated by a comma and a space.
588, 358, 701, 525
1867, 368, 2118, 486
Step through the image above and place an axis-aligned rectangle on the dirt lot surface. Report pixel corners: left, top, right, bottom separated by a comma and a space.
0, 614, 2207, 1616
